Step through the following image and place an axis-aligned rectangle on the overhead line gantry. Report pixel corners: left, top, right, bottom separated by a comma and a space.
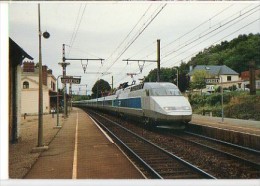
59, 44, 104, 117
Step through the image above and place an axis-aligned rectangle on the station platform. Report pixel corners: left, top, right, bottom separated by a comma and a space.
189, 114, 260, 150
191, 114, 260, 136
24, 107, 144, 179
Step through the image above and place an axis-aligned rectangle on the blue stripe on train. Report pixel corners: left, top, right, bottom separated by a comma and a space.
113, 97, 141, 109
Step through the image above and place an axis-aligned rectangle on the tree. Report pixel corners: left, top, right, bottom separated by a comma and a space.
144, 68, 174, 82
143, 64, 190, 92
188, 33, 260, 74
91, 79, 111, 98
190, 70, 210, 90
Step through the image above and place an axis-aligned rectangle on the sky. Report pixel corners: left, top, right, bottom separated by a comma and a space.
1, 1, 260, 184
8, 1, 260, 95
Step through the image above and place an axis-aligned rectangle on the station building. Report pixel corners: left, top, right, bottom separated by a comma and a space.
9, 38, 33, 143
21, 61, 57, 115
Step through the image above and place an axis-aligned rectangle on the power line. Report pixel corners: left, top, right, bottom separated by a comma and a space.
162, 4, 260, 59
162, 4, 235, 51
117, 13, 260, 85
106, 4, 153, 62
68, 4, 83, 56
161, 8, 260, 66
68, 4, 87, 56
134, 3, 235, 61
161, 17, 260, 69
103, 3, 167, 75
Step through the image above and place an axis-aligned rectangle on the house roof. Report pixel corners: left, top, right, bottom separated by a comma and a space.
188, 65, 239, 76
9, 38, 33, 66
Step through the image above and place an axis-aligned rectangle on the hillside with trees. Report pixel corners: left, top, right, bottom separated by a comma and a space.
144, 33, 260, 92
188, 33, 260, 74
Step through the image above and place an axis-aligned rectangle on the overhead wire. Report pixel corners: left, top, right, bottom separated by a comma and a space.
161, 7, 260, 66
116, 4, 259, 84
68, 4, 87, 57
131, 3, 235, 61
96, 4, 154, 86
68, 4, 83, 57
99, 3, 167, 86
162, 4, 260, 59
110, 4, 167, 86
103, 3, 167, 75
105, 4, 153, 63
163, 17, 260, 69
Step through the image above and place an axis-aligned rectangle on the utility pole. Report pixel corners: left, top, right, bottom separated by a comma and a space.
59, 45, 104, 116
111, 76, 114, 91
38, 3, 43, 147
55, 75, 63, 128
173, 66, 179, 88
58, 44, 70, 118
32, 4, 50, 152
157, 39, 160, 82
249, 61, 256, 95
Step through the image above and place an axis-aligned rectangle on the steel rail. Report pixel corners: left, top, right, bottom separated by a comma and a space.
87, 112, 162, 179
185, 131, 260, 154
175, 132, 260, 170
87, 110, 216, 179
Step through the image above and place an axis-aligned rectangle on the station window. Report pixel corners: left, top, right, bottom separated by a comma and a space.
227, 76, 231, 81
23, 81, 29, 89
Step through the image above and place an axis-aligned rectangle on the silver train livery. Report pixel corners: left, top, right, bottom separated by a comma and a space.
74, 82, 192, 129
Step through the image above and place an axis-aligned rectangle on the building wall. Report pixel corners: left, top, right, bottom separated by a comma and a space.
21, 62, 56, 115
21, 77, 50, 115
47, 74, 56, 92
17, 66, 21, 137
219, 75, 240, 83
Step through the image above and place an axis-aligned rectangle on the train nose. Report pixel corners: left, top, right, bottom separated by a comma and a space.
152, 96, 192, 115
163, 106, 191, 112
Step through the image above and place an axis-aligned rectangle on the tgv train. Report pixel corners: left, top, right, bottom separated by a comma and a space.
74, 82, 192, 129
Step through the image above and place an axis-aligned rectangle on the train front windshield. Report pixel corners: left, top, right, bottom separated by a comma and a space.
144, 82, 182, 96
150, 88, 181, 96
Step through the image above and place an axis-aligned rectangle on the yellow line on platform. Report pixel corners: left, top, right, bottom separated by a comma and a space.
72, 111, 79, 179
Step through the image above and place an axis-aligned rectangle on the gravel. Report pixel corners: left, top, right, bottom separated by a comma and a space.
9, 114, 65, 178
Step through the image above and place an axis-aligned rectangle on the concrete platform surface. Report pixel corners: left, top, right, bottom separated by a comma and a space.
24, 108, 144, 179
191, 114, 260, 136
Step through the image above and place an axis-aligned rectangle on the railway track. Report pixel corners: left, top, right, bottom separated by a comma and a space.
86, 109, 215, 179
182, 131, 260, 167
83, 109, 260, 179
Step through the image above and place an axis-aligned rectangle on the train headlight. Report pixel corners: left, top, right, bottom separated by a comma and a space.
163, 106, 177, 111
182, 106, 191, 110
163, 106, 191, 111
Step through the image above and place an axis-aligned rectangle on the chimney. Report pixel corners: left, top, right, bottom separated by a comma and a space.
47, 69, 52, 74
23, 61, 35, 72
42, 65, 48, 86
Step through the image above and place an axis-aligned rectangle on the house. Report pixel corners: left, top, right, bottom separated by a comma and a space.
9, 38, 33, 143
189, 65, 240, 89
240, 69, 260, 90
21, 61, 57, 115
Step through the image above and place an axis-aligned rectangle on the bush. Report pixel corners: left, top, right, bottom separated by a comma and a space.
189, 92, 260, 120
225, 95, 260, 120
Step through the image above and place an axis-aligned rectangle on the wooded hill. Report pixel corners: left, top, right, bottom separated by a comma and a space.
144, 33, 260, 92
188, 33, 260, 74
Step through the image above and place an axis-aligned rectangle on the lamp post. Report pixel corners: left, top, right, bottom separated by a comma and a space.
32, 3, 50, 152
220, 76, 224, 123
54, 75, 63, 128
